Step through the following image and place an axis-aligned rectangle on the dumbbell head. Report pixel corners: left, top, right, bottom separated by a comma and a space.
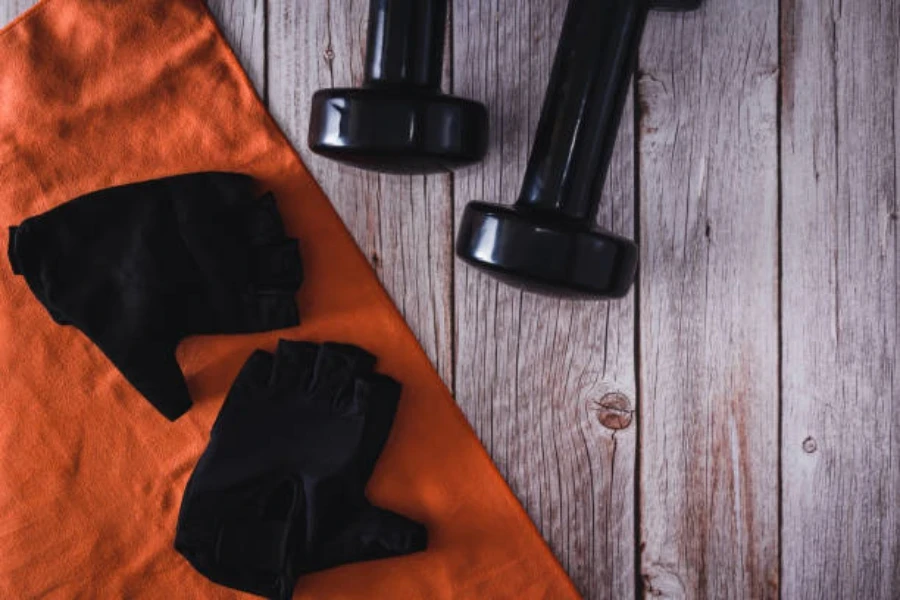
652, 0, 704, 10
456, 0, 702, 299
308, 0, 488, 175
457, 203, 638, 298
309, 89, 488, 175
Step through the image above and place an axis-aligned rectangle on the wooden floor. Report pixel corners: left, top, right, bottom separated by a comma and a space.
3, 1, 898, 598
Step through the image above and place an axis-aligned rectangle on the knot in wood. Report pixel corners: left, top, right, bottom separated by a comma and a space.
593, 393, 634, 430
802, 436, 818, 454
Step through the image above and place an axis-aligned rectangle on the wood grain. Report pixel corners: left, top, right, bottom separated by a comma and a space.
0, 0, 32, 26
452, 1, 637, 598
4, 0, 900, 597
780, 0, 900, 597
637, 1, 780, 597
266, 0, 455, 384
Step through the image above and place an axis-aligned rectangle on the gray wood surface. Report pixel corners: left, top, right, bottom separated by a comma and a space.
638, 1, 780, 597
452, 2, 637, 597
2, 1, 899, 598
266, 0, 455, 385
0, 0, 31, 23
780, 1, 900, 598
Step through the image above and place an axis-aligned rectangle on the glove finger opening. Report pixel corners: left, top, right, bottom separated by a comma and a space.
309, 343, 376, 399
270, 339, 319, 389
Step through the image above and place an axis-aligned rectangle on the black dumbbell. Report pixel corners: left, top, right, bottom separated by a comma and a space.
308, 0, 488, 175
456, 0, 702, 299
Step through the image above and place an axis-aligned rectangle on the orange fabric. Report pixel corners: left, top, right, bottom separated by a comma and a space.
0, 1, 580, 598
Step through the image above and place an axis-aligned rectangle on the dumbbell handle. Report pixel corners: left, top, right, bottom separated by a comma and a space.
364, 0, 447, 90
516, 0, 649, 222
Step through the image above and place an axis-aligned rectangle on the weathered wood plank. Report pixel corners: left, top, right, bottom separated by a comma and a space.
780, 0, 900, 598
637, 2, 780, 597
206, 0, 267, 95
452, 1, 637, 598
0, 0, 34, 27
266, 0, 454, 384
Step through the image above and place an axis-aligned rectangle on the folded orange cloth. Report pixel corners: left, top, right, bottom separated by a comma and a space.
0, 1, 580, 598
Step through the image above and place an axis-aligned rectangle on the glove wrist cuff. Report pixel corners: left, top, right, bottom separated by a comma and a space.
176, 475, 305, 599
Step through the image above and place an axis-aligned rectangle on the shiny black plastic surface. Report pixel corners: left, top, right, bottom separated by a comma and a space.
309, 88, 488, 175
455, 0, 701, 299
651, 0, 703, 10
308, 0, 489, 174
457, 203, 638, 299
364, 0, 446, 89
517, 0, 647, 221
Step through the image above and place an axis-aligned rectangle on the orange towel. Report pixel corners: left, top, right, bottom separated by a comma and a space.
0, 0, 580, 598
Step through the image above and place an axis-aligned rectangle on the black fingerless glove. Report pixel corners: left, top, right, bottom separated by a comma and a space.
7, 172, 303, 420
175, 341, 427, 599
